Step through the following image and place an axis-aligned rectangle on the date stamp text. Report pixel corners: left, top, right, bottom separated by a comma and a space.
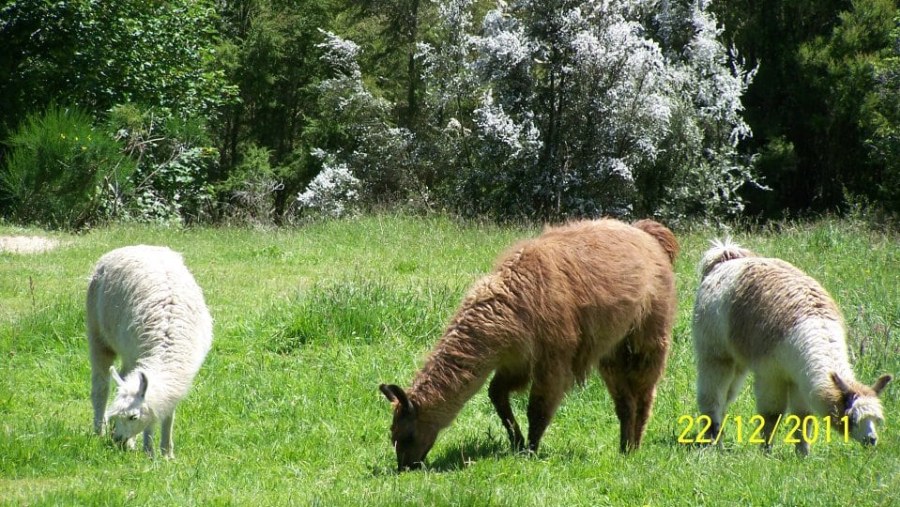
677, 414, 850, 445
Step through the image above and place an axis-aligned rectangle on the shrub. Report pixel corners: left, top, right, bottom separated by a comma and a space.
129, 146, 217, 225
0, 104, 134, 229
109, 104, 217, 225
320, 0, 759, 221
296, 149, 361, 218
217, 144, 284, 226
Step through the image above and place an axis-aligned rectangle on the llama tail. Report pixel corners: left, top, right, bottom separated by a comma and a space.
633, 219, 679, 263
698, 238, 756, 278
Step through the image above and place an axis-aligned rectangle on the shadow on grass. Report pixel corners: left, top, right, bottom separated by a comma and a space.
369, 436, 513, 476
649, 430, 756, 457
427, 436, 511, 472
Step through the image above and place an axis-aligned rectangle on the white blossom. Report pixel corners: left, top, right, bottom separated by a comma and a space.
603, 158, 635, 183
474, 90, 541, 158
315, 0, 758, 219
317, 30, 362, 79
297, 154, 361, 217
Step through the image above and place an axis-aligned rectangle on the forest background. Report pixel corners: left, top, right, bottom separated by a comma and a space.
1, 0, 899, 229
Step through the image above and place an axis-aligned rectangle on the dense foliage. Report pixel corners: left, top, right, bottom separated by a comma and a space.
0, 105, 135, 229
713, 0, 900, 217
1, 0, 898, 227
0, 0, 234, 130
306, 0, 759, 220
446, 0, 757, 219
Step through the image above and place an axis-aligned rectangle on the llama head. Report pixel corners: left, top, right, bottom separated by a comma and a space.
832, 372, 892, 446
105, 366, 153, 447
379, 384, 439, 471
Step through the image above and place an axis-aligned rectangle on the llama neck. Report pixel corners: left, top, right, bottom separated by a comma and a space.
133, 358, 195, 418
792, 319, 857, 416
408, 328, 497, 429
817, 386, 846, 419
408, 272, 521, 429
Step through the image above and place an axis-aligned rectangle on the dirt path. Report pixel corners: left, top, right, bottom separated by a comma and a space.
0, 235, 60, 254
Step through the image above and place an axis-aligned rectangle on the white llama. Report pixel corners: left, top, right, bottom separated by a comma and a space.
87, 245, 213, 458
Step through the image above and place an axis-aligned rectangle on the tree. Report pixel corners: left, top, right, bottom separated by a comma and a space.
1, 105, 135, 229
335, 0, 439, 129
299, 30, 419, 212
0, 0, 235, 136
215, 0, 333, 217
0, 0, 236, 226
800, 0, 899, 213
713, 0, 899, 217
417, 0, 757, 219
864, 14, 900, 214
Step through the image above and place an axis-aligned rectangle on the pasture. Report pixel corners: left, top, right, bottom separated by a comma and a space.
1, 215, 898, 505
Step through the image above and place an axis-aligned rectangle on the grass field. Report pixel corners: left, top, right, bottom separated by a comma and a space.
1, 214, 898, 506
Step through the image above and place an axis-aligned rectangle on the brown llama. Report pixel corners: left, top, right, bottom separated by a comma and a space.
380, 218, 679, 470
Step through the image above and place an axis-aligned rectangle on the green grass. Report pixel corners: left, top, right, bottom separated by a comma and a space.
1, 214, 898, 506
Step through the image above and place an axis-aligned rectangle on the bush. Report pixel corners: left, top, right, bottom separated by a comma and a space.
108, 104, 217, 225
320, 1, 759, 221
129, 146, 217, 225
0, 104, 134, 229
296, 149, 361, 218
309, 31, 424, 211
216, 144, 284, 226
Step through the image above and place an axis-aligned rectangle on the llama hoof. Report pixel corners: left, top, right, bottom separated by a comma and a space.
509, 437, 526, 453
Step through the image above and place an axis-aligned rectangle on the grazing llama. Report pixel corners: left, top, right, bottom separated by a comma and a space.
87, 245, 213, 458
692, 239, 892, 454
380, 219, 678, 470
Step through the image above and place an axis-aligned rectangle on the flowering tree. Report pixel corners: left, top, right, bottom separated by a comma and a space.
642, 0, 760, 218
316, 0, 759, 220
297, 150, 361, 217
444, 0, 758, 218
296, 31, 420, 215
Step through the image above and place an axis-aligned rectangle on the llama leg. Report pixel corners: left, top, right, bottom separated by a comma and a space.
725, 369, 749, 407
488, 370, 528, 451
610, 390, 637, 453
88, 337, 115, 436
599, 368, 646, 452
143, 426, 155, 457
630, 373, 663, 449
696, 354, 741, 442
600, 344, 668, 452
631, 342, 670, 450
160, 410, 175, 459
788, 386, 811, 456
600, 356, 637, 452
754, 377, 788, 452
525, 368, 569, 453
792, 411, 812, 457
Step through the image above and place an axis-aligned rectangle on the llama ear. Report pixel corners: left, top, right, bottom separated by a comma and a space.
379, 384, 412, 413
109, 366, 125, 386
831, 372, 852, 395
872, 374, 893, 396
137, 372, 148, 398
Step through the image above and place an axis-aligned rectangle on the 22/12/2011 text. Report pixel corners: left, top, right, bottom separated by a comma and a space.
677, 414, 851, 445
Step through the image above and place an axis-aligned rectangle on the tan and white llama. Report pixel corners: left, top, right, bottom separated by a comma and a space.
692, 239, 892, 455
380, 218, 679, 470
